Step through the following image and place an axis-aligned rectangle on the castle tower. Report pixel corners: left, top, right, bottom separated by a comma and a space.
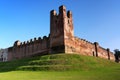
50, 5, 74, 53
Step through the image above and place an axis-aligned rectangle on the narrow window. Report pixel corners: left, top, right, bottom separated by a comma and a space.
55, 20, 57, 24
93, 51, 95, 56
68, 20, 69, 24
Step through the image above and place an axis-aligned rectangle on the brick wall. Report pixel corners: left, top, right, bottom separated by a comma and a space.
8, 36, 49, 61
65, 36, 115, 61
6, 5, 115, 61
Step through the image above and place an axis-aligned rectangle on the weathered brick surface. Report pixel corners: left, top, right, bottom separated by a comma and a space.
8, 37, 49, 61
7, 5, 115, 61
65, 37, 115, 60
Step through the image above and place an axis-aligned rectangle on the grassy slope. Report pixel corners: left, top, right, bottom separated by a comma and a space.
0, 54, 120, 80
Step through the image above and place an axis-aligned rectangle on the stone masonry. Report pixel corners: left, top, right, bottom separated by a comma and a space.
4, 5, 115, 61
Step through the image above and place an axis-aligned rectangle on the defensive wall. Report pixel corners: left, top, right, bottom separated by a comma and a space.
65, 36, 115, 60
8, 36, 49, 61
0, 5, 115, 61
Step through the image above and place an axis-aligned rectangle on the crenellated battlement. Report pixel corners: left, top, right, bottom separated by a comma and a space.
5, 5, 115, 62
50, 5, 72, 19
74, 36, 93, 45
13, 35, 49, 48
67, 10, 72, 18
66, 35, 114, 60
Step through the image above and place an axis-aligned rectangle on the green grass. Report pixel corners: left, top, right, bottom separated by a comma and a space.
0, 70, 120, 80
0, 53, 120, 80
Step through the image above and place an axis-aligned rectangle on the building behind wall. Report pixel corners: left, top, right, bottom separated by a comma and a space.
2, 5, 115, 61
0, 49, 8, 62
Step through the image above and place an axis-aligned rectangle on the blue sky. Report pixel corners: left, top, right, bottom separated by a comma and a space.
0, 0, 120, 52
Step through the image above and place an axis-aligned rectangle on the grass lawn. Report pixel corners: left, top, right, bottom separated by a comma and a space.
0, 54, 120, 80
0, 70, 120, 80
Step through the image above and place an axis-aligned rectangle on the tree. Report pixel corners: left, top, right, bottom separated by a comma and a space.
114, 49, 120, 63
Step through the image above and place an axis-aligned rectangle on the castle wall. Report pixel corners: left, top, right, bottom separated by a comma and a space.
65, 37, 95, 56
65, 36, 115, 61
97, 46, 115, 60
5, 5, 115, 62
109, 52, 115, 60
8, 36, 50, 61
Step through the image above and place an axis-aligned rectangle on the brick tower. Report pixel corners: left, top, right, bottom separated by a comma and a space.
50, 5, 74, 53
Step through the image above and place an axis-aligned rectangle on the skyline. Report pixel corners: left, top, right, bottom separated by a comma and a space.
0, 0, 120, 52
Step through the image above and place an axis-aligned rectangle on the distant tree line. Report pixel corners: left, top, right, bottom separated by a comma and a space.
114, 49, 120, 63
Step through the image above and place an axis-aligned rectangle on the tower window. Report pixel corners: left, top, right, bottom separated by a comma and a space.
93, 51, 95, 56
68, 20, 69, 24
55, 20, 57, 25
